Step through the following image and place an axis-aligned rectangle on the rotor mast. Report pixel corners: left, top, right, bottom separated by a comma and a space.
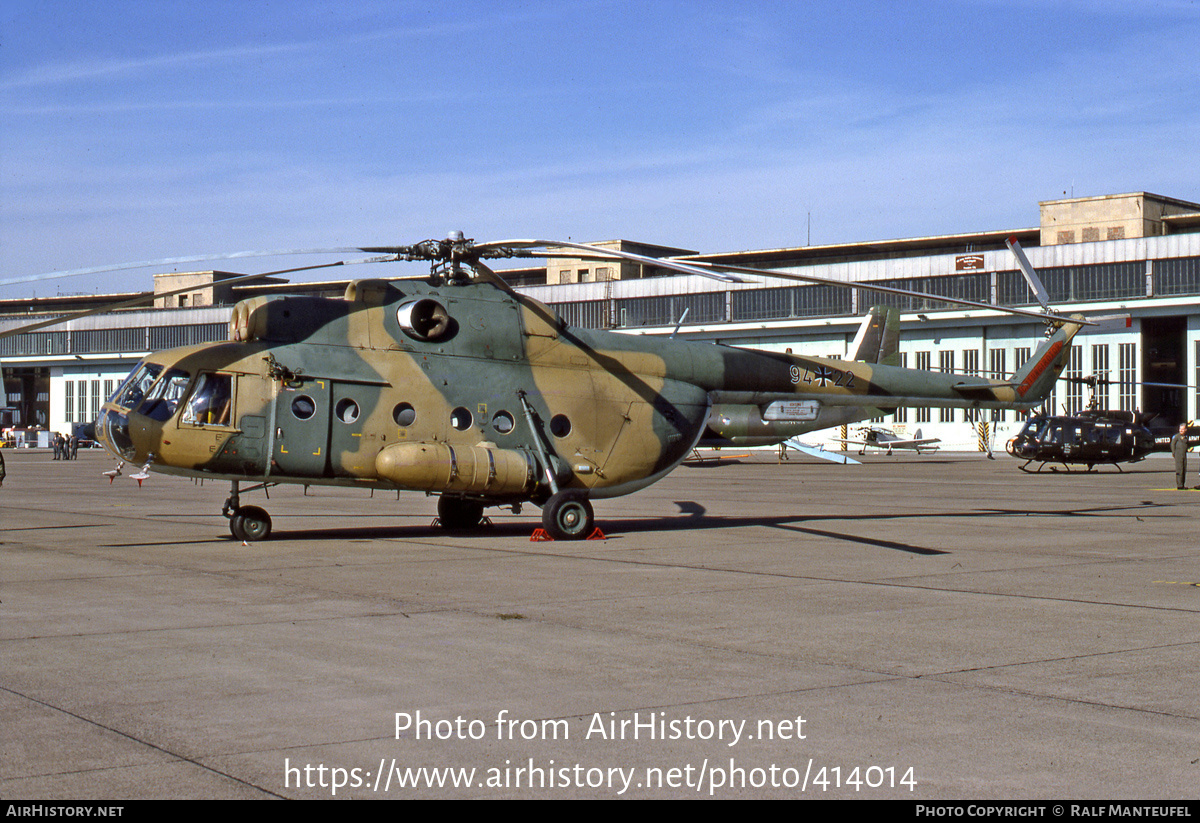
358, 231, 517, 285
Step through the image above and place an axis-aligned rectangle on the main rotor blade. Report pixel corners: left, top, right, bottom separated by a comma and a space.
483, 237, 1091, 324
477, 239, 748, 284
681, 260, 1090, 325
1062, 375, 1198, 393
0, 247, 365, 288
0, 260, 355, 341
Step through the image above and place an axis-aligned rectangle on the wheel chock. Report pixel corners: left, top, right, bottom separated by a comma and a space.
530, 527, 607, 541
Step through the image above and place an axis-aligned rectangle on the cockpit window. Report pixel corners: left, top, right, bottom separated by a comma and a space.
115, 364, 163, 410
1020, 418, 1048, 439
137, 369, 191, 422
181, 373, 233, 427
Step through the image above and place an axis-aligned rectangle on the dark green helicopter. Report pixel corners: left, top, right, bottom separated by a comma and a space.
1005, 374, 1195, 472
1005, 409, 1156, 471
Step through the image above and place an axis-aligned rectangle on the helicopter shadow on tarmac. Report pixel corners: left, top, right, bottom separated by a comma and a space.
208, 515, 950, 556
179, 498, 1173, 557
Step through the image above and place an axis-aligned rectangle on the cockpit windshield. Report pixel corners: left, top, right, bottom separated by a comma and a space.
136, 369, 191, 422
1019, 417, 1049, 440
181, 373, 233, 427
113, 363, 163, 410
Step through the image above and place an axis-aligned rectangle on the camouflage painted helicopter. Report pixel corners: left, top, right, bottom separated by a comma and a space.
4, 234, 1083, 540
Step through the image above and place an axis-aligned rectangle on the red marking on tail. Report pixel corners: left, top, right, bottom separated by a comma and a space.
1017, 340, 1064, 397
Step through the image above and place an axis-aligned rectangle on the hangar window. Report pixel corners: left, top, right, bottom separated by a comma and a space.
915, 351, 931, 423
1065, 345, 1084, 415
1155, 256, 1200, 296
961, 350, 979, 422
548, 300, 607, 329
892, 353, 909, 424
616, 292, 725, 327
731, 285, 852, 322
939, 351, 956, 422
990, 349, 1007, 422
1119, 343, 1137, 412
998, 262, 1142, 305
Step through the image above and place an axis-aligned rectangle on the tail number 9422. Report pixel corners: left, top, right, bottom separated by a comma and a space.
790, 364, 855, 389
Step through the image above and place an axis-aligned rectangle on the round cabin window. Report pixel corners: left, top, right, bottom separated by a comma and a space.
492, 410, 515, 435
550, 414, 571, 438
335, 398, 360, 424
393, 403, 416, 426
291, 395, 316, 420
450, 407, 473, 431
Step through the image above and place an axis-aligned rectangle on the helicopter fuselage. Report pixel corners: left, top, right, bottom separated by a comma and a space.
94, 276, 1076, 535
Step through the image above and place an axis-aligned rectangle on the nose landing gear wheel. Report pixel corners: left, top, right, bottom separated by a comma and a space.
541, 490, 594, 540
230, 505, 272, 541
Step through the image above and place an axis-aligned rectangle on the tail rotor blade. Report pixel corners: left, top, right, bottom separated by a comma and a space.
1006, 237, 1052, 312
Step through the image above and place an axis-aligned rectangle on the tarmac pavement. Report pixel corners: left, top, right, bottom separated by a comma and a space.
2, 447, 1198, 799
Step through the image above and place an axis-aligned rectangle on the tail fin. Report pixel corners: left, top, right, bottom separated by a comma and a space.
1010, 319, 1085, 402
848, 306, 901, 365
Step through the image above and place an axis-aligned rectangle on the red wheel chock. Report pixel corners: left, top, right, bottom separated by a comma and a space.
530, 527, 607, 541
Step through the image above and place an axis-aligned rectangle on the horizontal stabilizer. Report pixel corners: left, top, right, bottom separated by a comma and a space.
783, 439, 861, 465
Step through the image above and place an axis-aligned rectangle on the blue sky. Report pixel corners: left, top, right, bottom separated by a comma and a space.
2, 0, 1198, 297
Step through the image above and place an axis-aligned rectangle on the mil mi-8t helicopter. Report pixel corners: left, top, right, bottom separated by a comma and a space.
4, 233, 1083, 540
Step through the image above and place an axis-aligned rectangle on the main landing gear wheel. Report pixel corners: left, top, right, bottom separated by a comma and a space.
541, 490, 594, 540
437, 496, 485, 530
230, 505, 272, 542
